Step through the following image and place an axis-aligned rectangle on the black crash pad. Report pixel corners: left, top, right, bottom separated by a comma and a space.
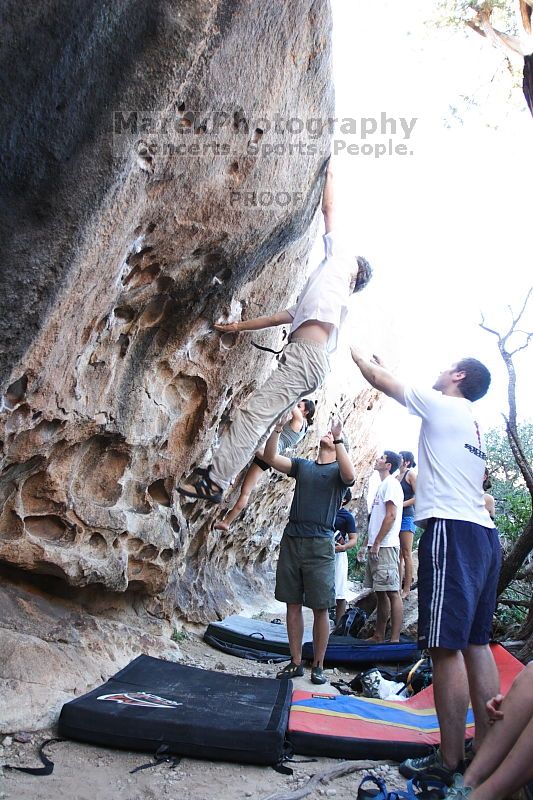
58, 655, 292, 765
204, 615, 312, 663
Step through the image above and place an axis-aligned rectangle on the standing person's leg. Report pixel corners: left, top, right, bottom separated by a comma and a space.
286, 603, 304, 665
463, 644, 499, 750
214, 461, 264, 530
399, 528, 414, 599
463, 524, 502, 749
311, 608, 330, 668
366, 546, 401, 642
401, 520, 489, 784
302, 537, 335, 685
363, 549, 389, 642
371, 592, 390, 642
430, 647, 470, 769
275, 535, 305, 678
209, 341, 328, 491
387, 590, 403, 641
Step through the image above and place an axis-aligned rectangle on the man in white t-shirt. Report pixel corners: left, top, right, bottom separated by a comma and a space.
350, 349, 501, 788
178, 161, 372, 504
364, 450, 404, 642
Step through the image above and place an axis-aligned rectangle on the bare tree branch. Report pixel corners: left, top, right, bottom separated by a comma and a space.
505, 417, 533, 493
498, 598, 530, 608
482, 288, 533, 596
467, 8, 525, 58
262, 761, 392, 800
513, 285, 533, 329
479, 317, 501, 338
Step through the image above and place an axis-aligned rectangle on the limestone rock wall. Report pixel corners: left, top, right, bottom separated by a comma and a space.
0, 0, 388, 731
0, 0, 382, 633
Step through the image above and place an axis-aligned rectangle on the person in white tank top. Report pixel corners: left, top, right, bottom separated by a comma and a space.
178, 160, 372, 505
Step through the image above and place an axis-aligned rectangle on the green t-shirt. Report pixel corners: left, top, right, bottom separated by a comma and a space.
285, 458, 354, 538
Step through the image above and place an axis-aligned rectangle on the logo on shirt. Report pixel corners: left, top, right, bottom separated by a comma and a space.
464, 443, 487, 460
464, 420, 486, 460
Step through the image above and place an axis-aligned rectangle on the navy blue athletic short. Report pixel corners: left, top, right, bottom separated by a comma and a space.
417, 518, 501, 650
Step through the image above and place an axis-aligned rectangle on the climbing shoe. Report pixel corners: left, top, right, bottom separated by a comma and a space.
310, 666, 327, 685
399, 748, 464, 786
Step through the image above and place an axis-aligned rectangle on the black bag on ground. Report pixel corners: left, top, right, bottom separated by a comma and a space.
332, 607, 367, 637
58, 655, 292, 765
203, 615, 312, 663
395, 657, 433, 695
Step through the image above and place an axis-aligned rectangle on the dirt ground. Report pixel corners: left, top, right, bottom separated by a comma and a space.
0, 615, 411, 800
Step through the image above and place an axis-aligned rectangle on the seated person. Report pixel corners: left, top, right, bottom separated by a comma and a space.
447, 663, 533, 799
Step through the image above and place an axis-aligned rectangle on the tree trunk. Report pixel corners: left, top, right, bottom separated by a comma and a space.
517, 595, 533, 662
498, 515, 533, 594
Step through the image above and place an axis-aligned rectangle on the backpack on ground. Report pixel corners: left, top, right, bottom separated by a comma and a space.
332, 607, 367, 638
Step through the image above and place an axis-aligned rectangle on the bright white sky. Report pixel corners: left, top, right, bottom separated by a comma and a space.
321, 0, 533, 455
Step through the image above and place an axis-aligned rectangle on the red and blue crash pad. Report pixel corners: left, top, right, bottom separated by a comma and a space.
58, 654, 292, 765
288, 644, 523, 760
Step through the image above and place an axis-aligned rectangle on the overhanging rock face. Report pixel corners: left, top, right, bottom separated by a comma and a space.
0, 0, 381, 626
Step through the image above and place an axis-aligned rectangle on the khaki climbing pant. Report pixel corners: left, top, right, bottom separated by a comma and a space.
210, 339, 329, 490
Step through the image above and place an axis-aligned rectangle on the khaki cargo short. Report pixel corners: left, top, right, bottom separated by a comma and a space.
275, 534, 335, 610
364, 546, 400, 592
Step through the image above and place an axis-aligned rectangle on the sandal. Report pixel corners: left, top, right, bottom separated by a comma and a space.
276, 661, 304, 679
177, 473, 223, 504
357, 776, 391, 800
408, 778, 447, 799
358, 775, 428, 800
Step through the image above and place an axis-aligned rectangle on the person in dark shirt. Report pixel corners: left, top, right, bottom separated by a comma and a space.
334, 488, 358, 623
262, 417, 355, 685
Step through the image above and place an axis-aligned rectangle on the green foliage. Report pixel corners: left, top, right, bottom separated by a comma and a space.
495, 489, 532, 548
435, 0, 517, 33
347, 544, 365, 581
171, 627, 188, 643
431, 0, 524, 127
486, 422, 533, 548
486, 422, 533, 486
493, 599, 527, 637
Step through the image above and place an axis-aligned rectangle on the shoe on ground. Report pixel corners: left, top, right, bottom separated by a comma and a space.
399, 747, 464, 786
445, 773, 473, 797
276, 661, 304, 679
311, 666, 327, 685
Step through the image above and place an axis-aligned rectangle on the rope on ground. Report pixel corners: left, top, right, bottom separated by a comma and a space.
261, 759, 393, 800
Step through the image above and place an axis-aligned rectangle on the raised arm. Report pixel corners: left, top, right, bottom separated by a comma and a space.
214, 309, 293, 334
321, 162, 334, 234
331, 419, 356, 485
262, 427, 293, 475
350, 346, 406, 407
